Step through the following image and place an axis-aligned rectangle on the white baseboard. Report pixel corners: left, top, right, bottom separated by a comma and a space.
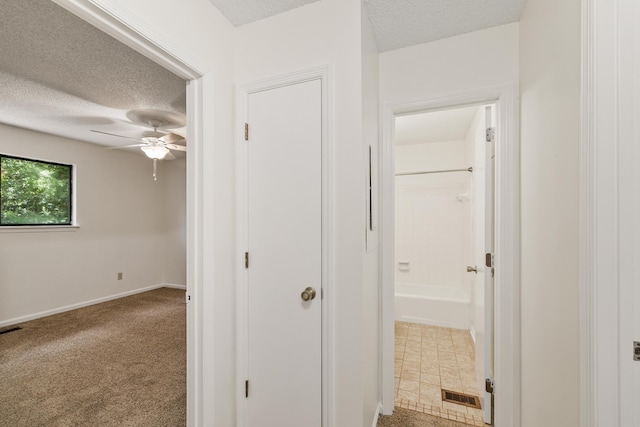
162, 283, 187, 290
371, 403, 383, 427
0, 283, 185, 328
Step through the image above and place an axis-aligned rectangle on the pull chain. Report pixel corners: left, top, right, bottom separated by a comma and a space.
153, 158, 157, 181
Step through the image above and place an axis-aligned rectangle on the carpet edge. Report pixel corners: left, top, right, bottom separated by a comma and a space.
0, 283, 180, 328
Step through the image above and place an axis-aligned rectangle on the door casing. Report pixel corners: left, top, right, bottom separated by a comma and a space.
380, 85, 521, 427
48, 1, 213, 425
235, 65, 334, 427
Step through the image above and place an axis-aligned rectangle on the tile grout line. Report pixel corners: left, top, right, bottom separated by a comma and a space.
394, 321, 484, 427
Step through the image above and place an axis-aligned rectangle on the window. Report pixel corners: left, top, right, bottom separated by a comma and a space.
0, 154, 73, 226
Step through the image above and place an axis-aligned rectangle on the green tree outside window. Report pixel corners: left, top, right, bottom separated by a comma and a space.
0, 155, 72, 225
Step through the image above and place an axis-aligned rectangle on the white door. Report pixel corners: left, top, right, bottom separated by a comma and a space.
484, 105, 495, 425
245, 79, 322, 427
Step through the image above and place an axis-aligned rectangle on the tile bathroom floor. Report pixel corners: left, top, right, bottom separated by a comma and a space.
394, 321, 486, 426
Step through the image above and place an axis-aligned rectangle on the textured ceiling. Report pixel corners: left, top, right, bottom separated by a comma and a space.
395, 106, 480, 145
364, 0, 526, 52
209, 0, 320, 26
209, 0, 527, 52
0, 0, 186, 152
0, 0, 525, 155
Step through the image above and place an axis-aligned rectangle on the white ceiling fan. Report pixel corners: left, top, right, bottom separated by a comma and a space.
91, 119, 186, 180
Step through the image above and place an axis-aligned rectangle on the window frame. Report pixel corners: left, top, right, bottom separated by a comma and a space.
0, 153, 75, 227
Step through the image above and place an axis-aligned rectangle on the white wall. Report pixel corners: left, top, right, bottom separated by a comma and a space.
0, 123, 186, 325
361, 9, 380, 427
519, 0, 580, 425
235, 1, 372, 425
395, 140, 471, 293
380, 23, 519, 105
396, 140, 468, 173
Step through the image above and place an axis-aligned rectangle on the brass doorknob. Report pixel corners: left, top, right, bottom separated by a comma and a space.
301, 287, 316, 301
466, 266, 478, 274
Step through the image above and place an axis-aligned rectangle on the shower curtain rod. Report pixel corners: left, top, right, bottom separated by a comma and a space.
395, 167, 473, 176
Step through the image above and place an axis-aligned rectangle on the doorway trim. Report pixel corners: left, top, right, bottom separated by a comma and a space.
235, 65, 334, 427
52, 1, 213, 425
380, 85, 521, 426
579, 0, 637, 424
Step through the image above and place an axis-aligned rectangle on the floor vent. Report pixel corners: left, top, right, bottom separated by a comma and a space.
0, 326, 22, 335
441, 389, 482, 409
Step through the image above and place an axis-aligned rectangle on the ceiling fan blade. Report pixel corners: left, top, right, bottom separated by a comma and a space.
165, 143, 187, 152
163, 151, 176, 161
158, 133, 185, 144
91, 130, 142, 141
104, 143, 147, 150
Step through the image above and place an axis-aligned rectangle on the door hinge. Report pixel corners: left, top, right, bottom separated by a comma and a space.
486, 127, 495, 143
245, 380, 249, 398
244, 123, 249, 141
485, 378, 495, 394
244, 252, 249, 269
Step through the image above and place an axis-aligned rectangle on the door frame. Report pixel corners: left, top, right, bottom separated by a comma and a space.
579, 0, 637, 424
235, 65, 334, 427
380, 85, 521, 426
50, 1, 213, 425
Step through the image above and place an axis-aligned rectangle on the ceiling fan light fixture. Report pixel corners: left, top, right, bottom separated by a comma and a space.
141, 145, 169, 159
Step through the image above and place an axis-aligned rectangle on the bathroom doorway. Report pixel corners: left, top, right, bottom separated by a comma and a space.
390, 103, 494, 426
380, 88, 520, 426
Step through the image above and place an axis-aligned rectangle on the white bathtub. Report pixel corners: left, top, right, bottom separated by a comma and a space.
395, 283, 470, 329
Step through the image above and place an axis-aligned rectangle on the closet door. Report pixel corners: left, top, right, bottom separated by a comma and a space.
245, 79, 322, 427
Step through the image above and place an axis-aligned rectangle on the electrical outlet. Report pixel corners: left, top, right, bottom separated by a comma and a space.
634, 342, 640, 361
117, 272, 123, 280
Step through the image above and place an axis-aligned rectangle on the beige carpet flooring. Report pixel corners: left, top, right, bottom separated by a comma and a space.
0, 287, 186, 427
378, 407, 469, 427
